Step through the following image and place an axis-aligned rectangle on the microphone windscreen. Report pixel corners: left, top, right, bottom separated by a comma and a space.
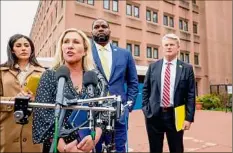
83, 71, 98, 87
55, 65, 70, 81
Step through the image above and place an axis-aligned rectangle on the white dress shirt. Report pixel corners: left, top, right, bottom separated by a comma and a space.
95, 42, 112, 72
160, 58, 177, 107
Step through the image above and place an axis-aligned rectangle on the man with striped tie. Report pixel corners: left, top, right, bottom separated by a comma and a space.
142, 33, 196, 153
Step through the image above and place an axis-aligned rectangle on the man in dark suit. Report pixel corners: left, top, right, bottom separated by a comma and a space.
91, 18, 138, 152
142, 33, 195, 153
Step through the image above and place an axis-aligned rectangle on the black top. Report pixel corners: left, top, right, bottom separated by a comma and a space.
32, 68, 107, 147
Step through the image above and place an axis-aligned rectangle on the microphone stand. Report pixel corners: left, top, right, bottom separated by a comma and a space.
49, 106, 67, 153
0, 95, 123, 153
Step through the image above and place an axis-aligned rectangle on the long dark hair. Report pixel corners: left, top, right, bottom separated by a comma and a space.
1, 34, 42, 69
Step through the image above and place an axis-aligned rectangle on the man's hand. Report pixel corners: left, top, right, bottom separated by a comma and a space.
77, 135, 95, 152
182, 121, 192, 130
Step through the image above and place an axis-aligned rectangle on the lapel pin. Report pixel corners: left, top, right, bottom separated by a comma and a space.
113, 48, 117, 51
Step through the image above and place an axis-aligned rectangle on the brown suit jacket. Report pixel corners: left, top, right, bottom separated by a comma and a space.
0, 65, 45, 152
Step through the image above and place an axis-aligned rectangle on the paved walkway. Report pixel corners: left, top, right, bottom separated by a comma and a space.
127, 110, 232, 152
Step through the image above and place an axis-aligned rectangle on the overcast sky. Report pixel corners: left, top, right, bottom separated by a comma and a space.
1, 1, 39, 63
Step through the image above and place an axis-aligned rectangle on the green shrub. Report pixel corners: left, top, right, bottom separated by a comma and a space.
196, 96, 202, 102
200, 94, 221, 110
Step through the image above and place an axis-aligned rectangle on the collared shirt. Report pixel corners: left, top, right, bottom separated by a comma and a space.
15, 63, 30, 86
95, 42, 112, 72
160, 58, 177, 107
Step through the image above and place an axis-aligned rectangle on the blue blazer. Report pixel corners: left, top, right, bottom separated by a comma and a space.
92, 43, 138, 123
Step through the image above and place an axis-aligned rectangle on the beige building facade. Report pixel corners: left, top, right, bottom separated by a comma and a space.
30, 0, 232, 96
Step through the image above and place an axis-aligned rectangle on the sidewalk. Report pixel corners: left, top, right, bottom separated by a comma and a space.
128, 110, 232, 152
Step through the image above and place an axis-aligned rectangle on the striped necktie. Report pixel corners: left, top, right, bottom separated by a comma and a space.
162, 62, 171, 107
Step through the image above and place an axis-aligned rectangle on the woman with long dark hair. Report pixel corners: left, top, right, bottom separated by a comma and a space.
0, 34, 45, 152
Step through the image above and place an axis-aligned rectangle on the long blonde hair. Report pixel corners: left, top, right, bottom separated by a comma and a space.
52, 28, 95, 71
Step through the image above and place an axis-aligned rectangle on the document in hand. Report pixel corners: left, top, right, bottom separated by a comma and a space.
24, 75, 41, 95
174, 105, 185, 131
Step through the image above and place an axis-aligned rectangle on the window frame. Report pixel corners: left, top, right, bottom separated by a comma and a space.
112, 0, 118, 12
112, 40, 118, 47
163, 15, 168, 26
126, 43, 132, 53
194, 54, 199, 65
169, 16, 174, 27
126, 4, 132, 16
134, 44, 140, 56
147, 47, 152, 58
152, 11, 158, 23
146, 10, 151, 21
153, 47, 159, 59
134, 6, 140, 18
193, 23, 198, 34
103, 0, 110, 10
87, 0, 94, 5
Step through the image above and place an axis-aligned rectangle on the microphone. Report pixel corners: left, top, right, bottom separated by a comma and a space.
50, 65, 70, 153
83, 71, 98, 98
54, 65, 70, 118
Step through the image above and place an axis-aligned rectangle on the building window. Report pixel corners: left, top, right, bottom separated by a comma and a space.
127, 3, 139, 18
103, 0, 110, 10
180, 52, 189, 63
134, 6, 139, 18
126, 43, 132, 53
153, 12, 158, 23
147, 10, 158, 23
179, 19, 183, 30
87, 0, 94, 5
77, 0, 84, 3
112, 0, 118, 12
169, 16, 174, 27
112, 40, 118, 47
194, 54, 199, 65
183, 21, 188, 31
193, 23, 198, 34
180, 52, 184, 61
126, 4, 132, 16
147, 46, 158, 59
146, 10, 151, 21
163, 15, 168, 26
179, 19, 189, 31
164, 15, 174, 27
153, 48, 159, 59
147, 47, 152, 58
185, 53, 190, 63
134, 45, 140, 56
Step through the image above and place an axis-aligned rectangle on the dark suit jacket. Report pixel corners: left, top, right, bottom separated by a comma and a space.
92, 43, 139, 123
142, 59, 195, 122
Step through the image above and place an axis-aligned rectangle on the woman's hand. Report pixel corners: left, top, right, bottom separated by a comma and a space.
57, 138, 83, 152
77, 127, 102, 152
16, 90, 35, 101
77, 135, 95, 152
